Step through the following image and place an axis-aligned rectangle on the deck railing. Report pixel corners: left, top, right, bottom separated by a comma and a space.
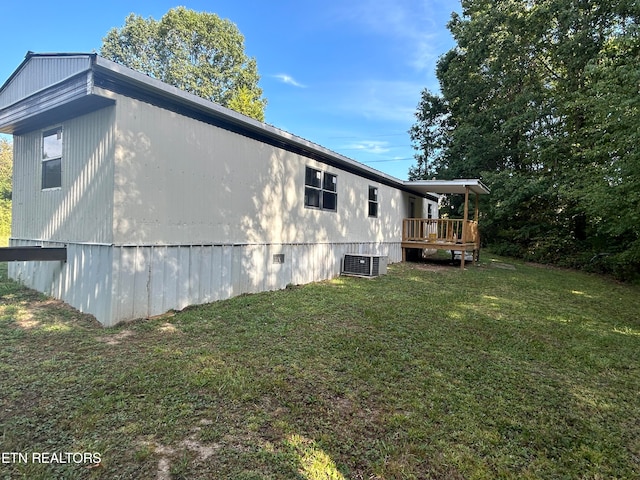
402, 218, 479, 245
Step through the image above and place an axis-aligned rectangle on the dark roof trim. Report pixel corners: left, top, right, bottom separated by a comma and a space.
0, 69, 114, 134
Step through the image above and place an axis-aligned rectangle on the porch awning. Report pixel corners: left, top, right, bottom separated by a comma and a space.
402, 179, 490, 196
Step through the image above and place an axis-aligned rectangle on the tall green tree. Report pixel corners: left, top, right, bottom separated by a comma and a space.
575, 19, 640, 277
101, 7, 267, 121
410, 0, 640, 280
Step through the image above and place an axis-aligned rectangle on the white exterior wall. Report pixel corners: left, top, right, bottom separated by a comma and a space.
9, 92, 432, 327
11, 107, 115, 243
111, 93, 425, 246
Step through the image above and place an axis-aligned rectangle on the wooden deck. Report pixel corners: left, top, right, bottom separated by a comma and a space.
401, 218, 480, 269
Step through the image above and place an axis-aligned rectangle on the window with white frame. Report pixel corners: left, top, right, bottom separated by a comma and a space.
368, 186, 378, 217
42, 127, 62, 190
304, 166, 337, 211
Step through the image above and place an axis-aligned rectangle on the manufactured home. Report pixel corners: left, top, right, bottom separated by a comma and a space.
0, 52, 487, 326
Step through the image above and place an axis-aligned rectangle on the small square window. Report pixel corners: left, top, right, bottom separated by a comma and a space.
323, 191, 337, 211
323, 173, 337, 192
305, 167, 322, 188
305, 187, 321, 208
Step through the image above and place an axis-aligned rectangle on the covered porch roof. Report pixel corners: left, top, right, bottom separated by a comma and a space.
403, 179, 490, 196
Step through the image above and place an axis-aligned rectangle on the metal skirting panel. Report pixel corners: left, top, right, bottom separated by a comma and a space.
8, 240, 402, 327
8, 239, 114, 324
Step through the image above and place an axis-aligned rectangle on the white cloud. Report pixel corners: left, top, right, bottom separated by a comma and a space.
342, 140, 391, 154
272, 74, 306, 88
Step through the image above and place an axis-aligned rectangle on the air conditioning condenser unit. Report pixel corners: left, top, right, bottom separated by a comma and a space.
342, 254, 388, 277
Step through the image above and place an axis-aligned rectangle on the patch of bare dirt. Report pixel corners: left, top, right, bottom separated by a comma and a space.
141, 420, 223, 480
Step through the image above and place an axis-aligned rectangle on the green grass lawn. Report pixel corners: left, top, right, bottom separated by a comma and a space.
0, 255, 639, 479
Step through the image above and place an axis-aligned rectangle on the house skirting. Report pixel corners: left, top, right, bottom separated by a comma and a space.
8, 239, 400, 326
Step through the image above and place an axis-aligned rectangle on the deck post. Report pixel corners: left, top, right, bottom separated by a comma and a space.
460, 186, 470, 270
474, 191, 480, 263
462, 186, 469, 244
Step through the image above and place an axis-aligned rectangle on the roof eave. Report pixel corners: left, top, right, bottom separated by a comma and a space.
403, 179, 491, 195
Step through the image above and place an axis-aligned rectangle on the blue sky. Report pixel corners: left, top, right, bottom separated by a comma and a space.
0, 0, 459, 180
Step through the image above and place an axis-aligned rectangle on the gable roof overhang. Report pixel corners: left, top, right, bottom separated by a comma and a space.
0, 53, 114, 134
0, 76, 115, 135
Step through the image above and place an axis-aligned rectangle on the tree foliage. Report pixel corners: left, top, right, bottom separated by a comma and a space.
101, 7, 267, 121
410, 0, 640, 280
0, 139, 12, 239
